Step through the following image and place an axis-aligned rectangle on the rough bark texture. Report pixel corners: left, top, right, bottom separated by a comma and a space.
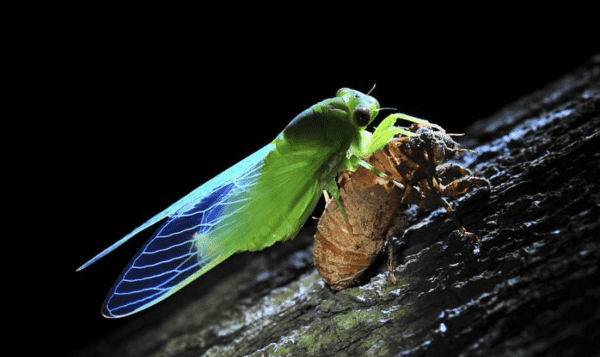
76, 55, 600, 357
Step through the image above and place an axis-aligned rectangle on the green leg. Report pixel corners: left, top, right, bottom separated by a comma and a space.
327, 179, 348, 222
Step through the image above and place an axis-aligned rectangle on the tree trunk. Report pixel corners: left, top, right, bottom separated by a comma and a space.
76, 55, 600, 357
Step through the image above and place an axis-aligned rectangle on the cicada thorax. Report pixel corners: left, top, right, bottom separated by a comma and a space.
313, 160, 403, 290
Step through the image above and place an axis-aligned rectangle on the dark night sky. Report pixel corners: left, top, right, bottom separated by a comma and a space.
42, 24, 596, 356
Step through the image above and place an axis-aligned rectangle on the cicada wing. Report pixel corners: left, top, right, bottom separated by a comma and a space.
101, 144, 274, 318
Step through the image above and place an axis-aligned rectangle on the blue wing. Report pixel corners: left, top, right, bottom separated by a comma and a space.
80, 144, 274, 318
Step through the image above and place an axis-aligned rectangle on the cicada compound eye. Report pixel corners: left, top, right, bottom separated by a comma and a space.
354, 106, 371, 127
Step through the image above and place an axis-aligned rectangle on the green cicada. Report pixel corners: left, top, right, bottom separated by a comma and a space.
78, 88, 404, 318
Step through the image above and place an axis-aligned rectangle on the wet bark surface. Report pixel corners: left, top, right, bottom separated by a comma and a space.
76, 55, 600, 357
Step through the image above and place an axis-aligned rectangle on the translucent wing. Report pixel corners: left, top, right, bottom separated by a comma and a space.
97, 144, 275, 317
84, 135, 335, 317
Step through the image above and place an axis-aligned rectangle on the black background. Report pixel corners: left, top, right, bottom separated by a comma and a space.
43, 21, 597, 356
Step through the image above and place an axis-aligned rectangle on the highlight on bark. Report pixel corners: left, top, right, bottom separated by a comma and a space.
313, 122, 491, 290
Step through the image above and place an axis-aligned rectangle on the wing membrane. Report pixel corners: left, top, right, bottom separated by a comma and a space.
91, 137, 337, 317
100, 144, 272, 317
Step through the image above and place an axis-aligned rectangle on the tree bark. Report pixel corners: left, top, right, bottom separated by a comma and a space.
76, 55, 600, 357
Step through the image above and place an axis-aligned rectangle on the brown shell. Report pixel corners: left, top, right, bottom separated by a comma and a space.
313, 123, 491, 290
313, 163, 403, 290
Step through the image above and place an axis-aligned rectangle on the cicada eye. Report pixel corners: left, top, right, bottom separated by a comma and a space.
354, 106, 371, 126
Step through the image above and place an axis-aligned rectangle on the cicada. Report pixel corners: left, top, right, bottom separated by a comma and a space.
78, 88, 403, 317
